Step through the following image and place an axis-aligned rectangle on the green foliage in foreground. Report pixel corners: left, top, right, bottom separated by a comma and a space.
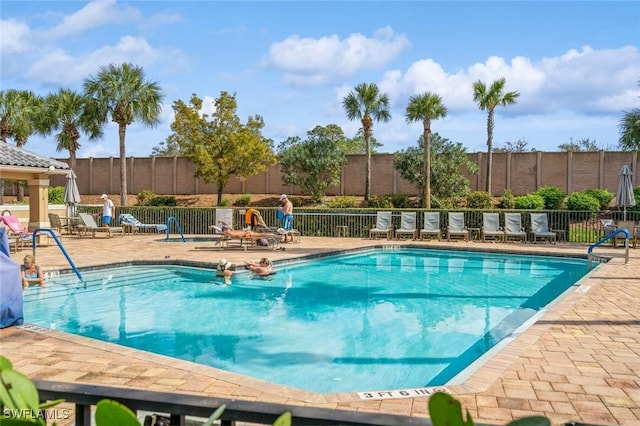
1, 353, 553, 426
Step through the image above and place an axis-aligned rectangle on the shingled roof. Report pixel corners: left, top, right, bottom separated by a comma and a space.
0, 142, 69, 170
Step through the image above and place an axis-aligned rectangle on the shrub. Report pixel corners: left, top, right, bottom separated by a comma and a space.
149, 196, 177, 206
466, 191, 493, 209
584, 188, 615, 210
48, 186, 64, 204
534, 186, 565, 210
498, 189, 515, 209
514, 194, 545, 210
218, 197, 231, 207
137, 190, 155, 206
566, 192, 600, 212
391, 193, 411, 208
630, 186, 640, 211
325, 196, 358, 208
366, 195, 393, 208
234, 194, 252, 206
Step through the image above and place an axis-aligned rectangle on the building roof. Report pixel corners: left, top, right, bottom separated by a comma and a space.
0, 142, 69, 170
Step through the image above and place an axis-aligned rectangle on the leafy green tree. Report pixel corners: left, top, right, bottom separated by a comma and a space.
472, 77, 520, 195
494, 138, 534, 152
151, 134, 184, 156
342, 82, 391, 202
557, 137, 600, 152
338, 129, 383, 154
84, 63, 164, 206
278, 124, 347, 203
618, 80, 640, 151
39, 88, 104, 170
394, 133, 479, 208
170, 92, 277, 205
405, 91, 448, 208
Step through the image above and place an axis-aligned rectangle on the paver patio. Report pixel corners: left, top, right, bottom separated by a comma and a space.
2, 234, 639, 425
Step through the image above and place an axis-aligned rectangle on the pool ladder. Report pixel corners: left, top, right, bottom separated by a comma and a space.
587, 228, 630, 269
165, 216, 185, 242
32, 228, 84, 283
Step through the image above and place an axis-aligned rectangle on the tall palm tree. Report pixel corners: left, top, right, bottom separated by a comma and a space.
0, 89, 44, 201
342, 82, 391, 201
472, 77, 520, 195
405, 92, 448, 208
83, 63, 164, 206
619, 80, 640, 151
40, 89, 104, 171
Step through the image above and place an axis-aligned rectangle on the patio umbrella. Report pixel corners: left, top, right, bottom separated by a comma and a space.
616, 164, 636, 221
64, 170, 81, 217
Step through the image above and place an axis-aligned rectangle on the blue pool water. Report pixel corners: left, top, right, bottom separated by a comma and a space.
23, 248, 589, 393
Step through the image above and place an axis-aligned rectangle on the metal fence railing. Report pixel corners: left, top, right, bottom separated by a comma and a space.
77, 206, 639, 244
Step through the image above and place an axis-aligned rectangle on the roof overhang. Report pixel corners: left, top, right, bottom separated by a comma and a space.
0, 165, 70, 180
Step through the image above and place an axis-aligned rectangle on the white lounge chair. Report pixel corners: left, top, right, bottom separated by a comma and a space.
395, 212, 417, 240
369, 211, 393, 240
530, 213, 557, 244
78, 213, 124, 238
118, 213, 167, 233
481, 212, 503, 242
446, 212, 469, 242
504, 213, 527, 243
420, 212, 441, 241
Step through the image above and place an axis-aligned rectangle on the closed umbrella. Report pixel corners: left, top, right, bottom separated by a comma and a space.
64, 170, 81, 217
616, 164, 636, 221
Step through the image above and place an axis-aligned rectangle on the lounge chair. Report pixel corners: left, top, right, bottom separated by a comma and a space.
77, 213, 124, 238
504, 213, 527, 242
118, 213, 167, 233
481, 212, 503, 242
420, 212, 441, 241
369, 211, 393, 240
446, 212, 469, 242
1, 214, 35, 248
529, 213, 557, 244
395, 212, 417, 240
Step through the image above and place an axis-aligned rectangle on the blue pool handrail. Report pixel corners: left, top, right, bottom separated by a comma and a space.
587, 228, 630, 268
165, 216, 185, 242
32, 228, 84, 283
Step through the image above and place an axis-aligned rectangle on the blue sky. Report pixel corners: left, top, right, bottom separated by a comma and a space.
1, 0, 639, 159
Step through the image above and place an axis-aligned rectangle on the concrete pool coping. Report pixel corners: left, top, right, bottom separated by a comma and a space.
3, 235, 640, 425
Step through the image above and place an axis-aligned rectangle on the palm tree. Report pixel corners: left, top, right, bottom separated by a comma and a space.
0, 89, 45, 201
472, 78, 520, 195
342, 82, 391, 201
619, 80, 640, 151
83, 63, 164, 206
40, 89, 104, 171
405, 92, 448, 208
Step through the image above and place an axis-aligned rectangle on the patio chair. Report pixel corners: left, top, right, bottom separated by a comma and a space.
369, 211, 393, 240
481, 212, 504, 242
446, 212, 469, 242
420, 212, 441, 241
504, 213, 527, 243
78, 213, 124, 238
615, 220, 639, 248
529, 213, 557, 244
0, 214, 34, 248
395, 212, 418, 240
48, 213, 69, 236
118, 214, 167, 234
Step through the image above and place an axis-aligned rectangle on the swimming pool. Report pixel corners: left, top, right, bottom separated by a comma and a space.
23, 248, 590, 394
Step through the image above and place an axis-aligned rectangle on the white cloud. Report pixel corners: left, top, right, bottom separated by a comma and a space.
0, 19, 32, 54
44, 0, 141, 40
264, 26, 410, 87
375, 45, 639, 118
25, 36, 180, 86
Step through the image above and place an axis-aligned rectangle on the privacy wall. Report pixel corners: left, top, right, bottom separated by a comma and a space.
48, 151, 638, 198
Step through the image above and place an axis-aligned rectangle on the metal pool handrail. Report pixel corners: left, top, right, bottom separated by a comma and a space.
165, 216, 185, 242
587, 228, 630, 268
32, 228, 84, 283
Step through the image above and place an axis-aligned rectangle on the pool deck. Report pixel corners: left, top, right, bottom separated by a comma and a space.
2, 234, 640, 425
